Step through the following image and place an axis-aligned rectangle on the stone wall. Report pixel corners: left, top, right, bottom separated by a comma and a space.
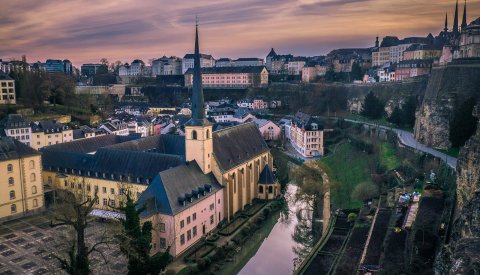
414, 60, 480, 149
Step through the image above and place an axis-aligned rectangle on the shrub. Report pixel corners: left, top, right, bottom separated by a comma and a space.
347, 213, 358, 224
351, 182, 379, 202
262, 207, 271, 216
242, 225, 251, 236
165, 270, 175, 275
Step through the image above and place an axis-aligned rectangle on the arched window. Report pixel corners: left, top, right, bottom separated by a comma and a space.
32, 185, 37, 194
11, 204, 17, 213
33, 199, 38, 207
30, 173, 36, 182
206, 129, 210, 139
259, 186, 264, 193
29, 160, 35, 169
232, 173, 236, 193
10, 191, 15, 200
8, 177, 14, 186
7, 164, 13, 172
268, 186, 273, 194
192, 130, 197, 140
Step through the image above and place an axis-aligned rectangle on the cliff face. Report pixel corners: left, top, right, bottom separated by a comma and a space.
437, 107, 480, 274
414, 61, 480, 149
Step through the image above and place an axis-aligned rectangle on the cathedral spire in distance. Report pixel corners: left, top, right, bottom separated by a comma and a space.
461, 0, 467, 30
444, 13, 449, 32
453, 0, 459, 33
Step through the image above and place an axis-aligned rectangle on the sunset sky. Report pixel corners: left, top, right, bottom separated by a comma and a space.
1, 0, 479, 67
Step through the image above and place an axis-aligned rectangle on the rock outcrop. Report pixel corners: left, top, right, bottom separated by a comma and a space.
414, 60, 480, 149
436, 106, 480, 274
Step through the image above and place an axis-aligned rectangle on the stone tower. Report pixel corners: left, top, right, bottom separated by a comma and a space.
184, 22, 213, 174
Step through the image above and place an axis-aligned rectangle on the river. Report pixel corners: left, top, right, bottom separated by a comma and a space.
230, 184, 319, 275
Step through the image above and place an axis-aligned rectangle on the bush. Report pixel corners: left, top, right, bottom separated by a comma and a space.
165, 270, 175, 275
347, 213, 358, 224
197, 257, 212, 271
351, 182, 379, 202
242, 225, 251, 236
262, 207, 271, 217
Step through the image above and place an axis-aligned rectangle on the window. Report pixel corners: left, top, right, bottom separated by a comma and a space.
48, 176, 52, 184
7, 164, 13, 172
159, 223, 166, 232
160, 238, 166, 249
210, 203, 214, 211
193, 226, 197, 237
180, 220, 184, 229
29, 160, 35, 169
259, 186, 263, 193
206, 129, 210, 139
10, 190, 15, 200
210, 215, 214, 225
269, 186, 273, 194
33, 199, 38, 207
8, 177, 14, 186
187, 216, 191, 225
180, 234, 185, 245
103, 198, 108, 206
109, 200, 115, 207
110, 188, 115, 195
192, 130, 197, 140
102, 187, 106, 194
30, 173, 36, 182
187, 230, 192, 241
192, 213, 196, 221
87, 185, 91, 192
11, 204, 17, 213
32, 185, 37, 194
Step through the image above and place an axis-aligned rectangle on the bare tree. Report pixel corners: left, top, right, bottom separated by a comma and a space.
50, 177, 113, 275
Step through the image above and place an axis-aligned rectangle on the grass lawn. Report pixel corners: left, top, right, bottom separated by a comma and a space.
319, 143, 372, 209
379, 143, 401, 170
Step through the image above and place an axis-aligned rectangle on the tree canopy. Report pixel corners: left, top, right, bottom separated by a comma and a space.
361, 91, 384, 119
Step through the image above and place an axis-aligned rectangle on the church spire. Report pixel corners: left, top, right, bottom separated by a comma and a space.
187, 19, 209, 126
453, 0, 459, 33
461, 0, 467, 30
444, 13, 449, 32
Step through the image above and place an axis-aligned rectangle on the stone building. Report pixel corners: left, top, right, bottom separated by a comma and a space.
0, 137, 43, 221
0, 73, 16, 105
287, 111, 324, 157
184, 66, 268, 88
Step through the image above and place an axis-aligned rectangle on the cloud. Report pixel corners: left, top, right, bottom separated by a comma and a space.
0, 0, 478, 66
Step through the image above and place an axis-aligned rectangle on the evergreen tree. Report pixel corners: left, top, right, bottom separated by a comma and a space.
449, 99, 478, 148
401, 96, 417, 128
350, 62, 363, 81
361, 91, 384, 119
118, 196, 170, 275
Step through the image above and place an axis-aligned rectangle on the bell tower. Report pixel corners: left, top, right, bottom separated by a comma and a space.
185, 21, 213, 174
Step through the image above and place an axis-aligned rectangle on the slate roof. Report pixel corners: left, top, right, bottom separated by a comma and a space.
185, 66, 267, 75
104, 134, 185, 156
267, 48, 277, 57
137, 161, 222, 216
258, 164, 276, 184
183, 53, 213, 59
212, 122, 269, 172
293, 111, 324, 131
31, 120, 70, 133
0, 114, 29, 129
0, 137, 39, 161
235, 58, 263, 62
43, 135, 138, 153
0, 73, 13, 80
42, 148, 183, 184
212, 122, 241, 132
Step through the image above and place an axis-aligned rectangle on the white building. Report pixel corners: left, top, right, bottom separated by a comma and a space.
215, 58, 234, 67
99, 120, 129, 136
287, 59, 306, 75
233, 58, 265, 67
152, 56, 182, 76
119, 59, 146, 76
185, 66, 268, 88
0, 115, 31, 146
289, 112, 324, 157
182, 54, 215, 74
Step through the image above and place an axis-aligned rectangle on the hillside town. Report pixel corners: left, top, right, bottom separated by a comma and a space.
1, 1, 480, 275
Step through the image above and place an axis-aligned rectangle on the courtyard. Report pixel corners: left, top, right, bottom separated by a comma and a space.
0, 211, 127, 275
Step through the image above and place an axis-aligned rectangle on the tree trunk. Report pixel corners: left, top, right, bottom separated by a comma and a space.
75, 208, 89, 275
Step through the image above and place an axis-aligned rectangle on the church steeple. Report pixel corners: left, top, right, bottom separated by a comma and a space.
461, 0, 467, 30
453, 0, 459, 33
375, 35, 379, 48
187, 20, 209, 126
444, 13, 449, 32
185, 20, 213, 175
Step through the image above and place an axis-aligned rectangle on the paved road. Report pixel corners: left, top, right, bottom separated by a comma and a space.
344, 119, 458, 169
